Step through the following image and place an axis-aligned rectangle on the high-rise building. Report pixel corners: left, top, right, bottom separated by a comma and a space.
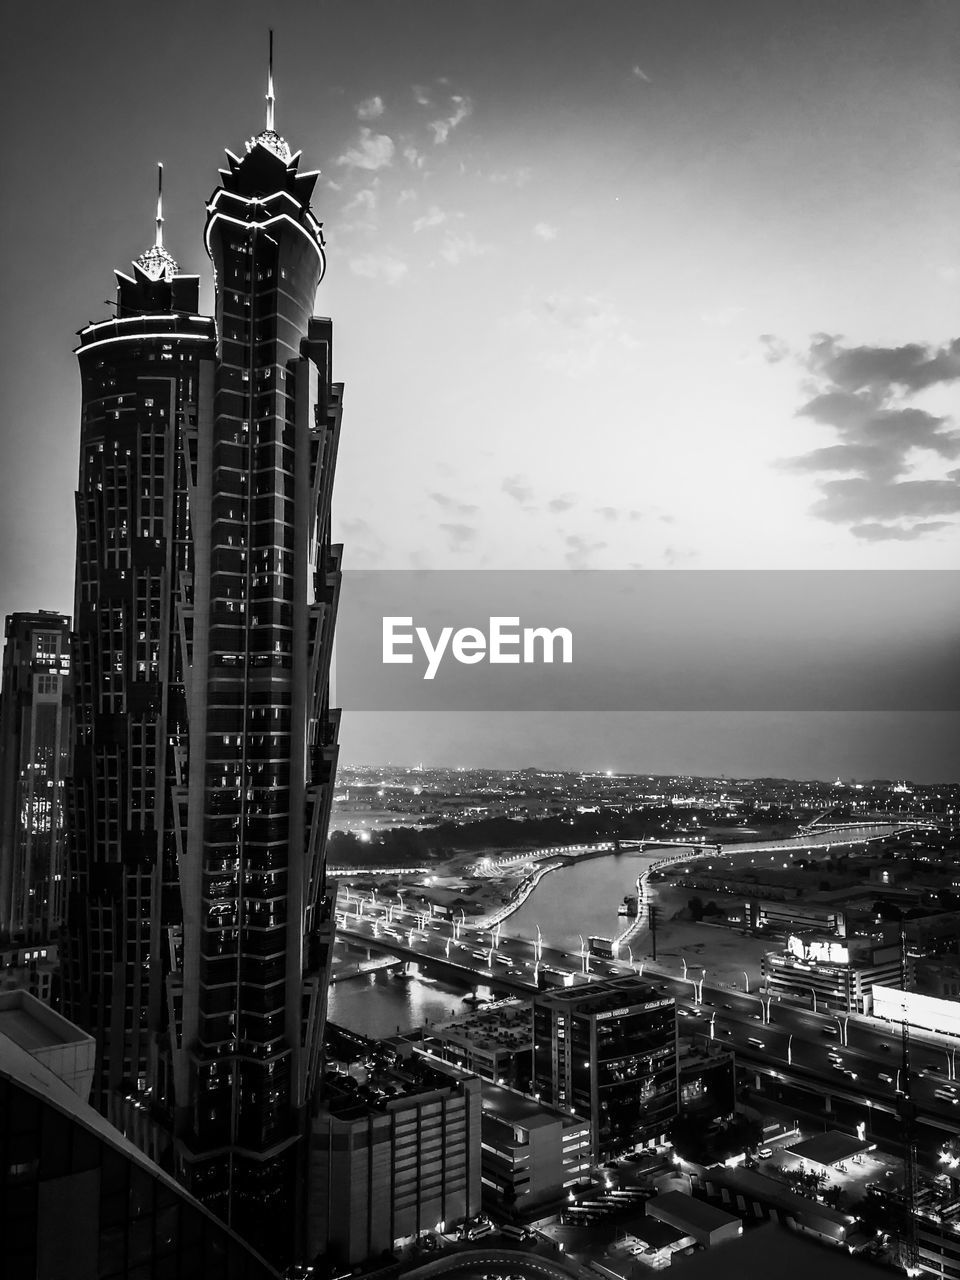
0, 612, 73, 965
63, 166, 216, 1120
64, 58, 342, 1266
532, 976, 678, 1162
0, 991, 279, 1280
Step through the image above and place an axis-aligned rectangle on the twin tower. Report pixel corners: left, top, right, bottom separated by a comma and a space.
63, 76, 342, 1266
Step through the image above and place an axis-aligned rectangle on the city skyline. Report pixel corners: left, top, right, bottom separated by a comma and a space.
2, 1, 957, 780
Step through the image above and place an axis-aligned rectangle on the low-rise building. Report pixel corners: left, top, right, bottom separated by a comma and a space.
762, 934, 909, 1013
426, 999, 533, 1090
646, 1189, 743, 1246
309, 1044, 481, 1265
678, 1039, 736, 1124
479, 1081, 591, 1213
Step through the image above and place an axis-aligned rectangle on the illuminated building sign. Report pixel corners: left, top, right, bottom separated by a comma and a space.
872, 986, 960, 1037
787, 935, 850, 966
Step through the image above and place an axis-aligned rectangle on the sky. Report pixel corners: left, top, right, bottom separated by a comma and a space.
1, 1, 957, 779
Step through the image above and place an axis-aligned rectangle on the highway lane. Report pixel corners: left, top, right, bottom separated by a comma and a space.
338, 913, 960, 1132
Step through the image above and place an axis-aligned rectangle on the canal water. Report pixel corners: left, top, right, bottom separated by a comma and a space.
327, 963, 496, 1040
329, 850, 653, 1039
329, 830, 898, 1039
497, 849, 657, 950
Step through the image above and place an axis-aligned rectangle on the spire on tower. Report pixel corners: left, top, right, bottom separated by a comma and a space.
155, 162, 164, 250
266, 29, 275, 132
248, 28, 292, 162
135, 162, 178, 283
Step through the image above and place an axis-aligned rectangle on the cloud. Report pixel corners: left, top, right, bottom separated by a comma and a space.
547, 494, 576, 513
595, 506, 620, 522
782, 335, 960, 538
810, 475, 960, 524
413, 205, 448, 232
336, 127, 395, 171
503, 475, 533, 504
413, 85, 432, 107
341, 187, 378, 229
403, 145, 426, 170
807, 333, 960, 394
429, 94, 472, 144
850, 520, 953, 542
349, 252, 408, 285
632, 65, 652, 82
429, 492, 479, 516
564, 535, 607, 569
534, 222, 558, 241
760, 333, 789, 364
344, 187, 377, 214
357, 95, 385, 121
440, 522, 478, 551
439, 230, 489, 265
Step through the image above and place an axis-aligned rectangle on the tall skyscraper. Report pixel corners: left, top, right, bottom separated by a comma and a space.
64, 56, 342, 1266
64, 166, 215, 1120
0, 612, 73, 953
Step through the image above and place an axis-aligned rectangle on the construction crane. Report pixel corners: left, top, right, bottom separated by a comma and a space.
895, 920, 921, 1276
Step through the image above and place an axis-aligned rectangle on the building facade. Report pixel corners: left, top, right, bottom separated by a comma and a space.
762, 935, 909, 1014
64, 83, 342, 1266
426, 999, 533, 1090
0, 613, 73, 955
0, 992, 277, 1280
532, 977, 678, 1162
310, 1047, 481, 1265
479, 1081, 591, 1214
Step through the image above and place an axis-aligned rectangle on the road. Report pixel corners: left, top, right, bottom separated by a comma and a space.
337, 909, 960, 1139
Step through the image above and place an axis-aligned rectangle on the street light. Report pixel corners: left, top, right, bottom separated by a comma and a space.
742, 970, 750, 994
787, 1034, 793, 1065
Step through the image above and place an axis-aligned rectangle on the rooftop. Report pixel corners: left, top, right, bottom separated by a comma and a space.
0, 989, 91, 1050
481, 1081, 587, 1132
706, 1166, 855, 1228
323, 1046, 473, 1121
647, 1190, 741, 1233
535, 976, 669, 1016
789, 1131, 874, 1168
677, 1220, 878, 1280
